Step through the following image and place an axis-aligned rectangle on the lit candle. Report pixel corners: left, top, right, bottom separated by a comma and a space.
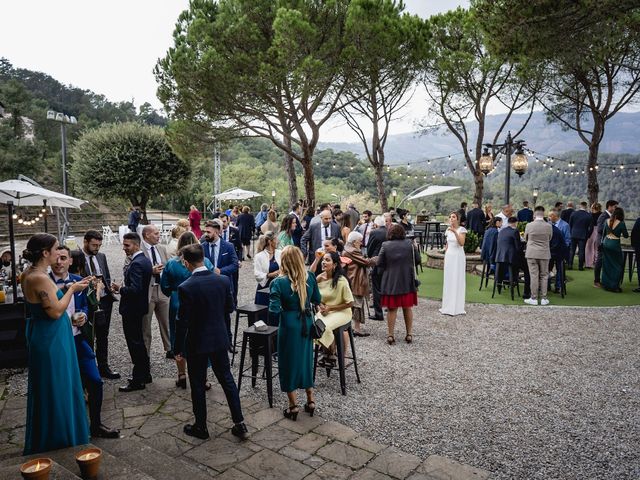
78, 452, 99, 461
24, 461, 43, 473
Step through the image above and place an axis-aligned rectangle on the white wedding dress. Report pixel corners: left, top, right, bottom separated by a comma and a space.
439, 227, 467, 316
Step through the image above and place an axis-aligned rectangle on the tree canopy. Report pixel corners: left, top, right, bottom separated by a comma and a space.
70, 122, 190, 219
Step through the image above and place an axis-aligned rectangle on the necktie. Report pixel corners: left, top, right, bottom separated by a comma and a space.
363, 224, 369, 245
150, 246, 161, 282
211, 243, 217, 268
324, 226, 329, 239
224, 230, 228, 242
88, 255, 96, 275
55, 278, 65, 285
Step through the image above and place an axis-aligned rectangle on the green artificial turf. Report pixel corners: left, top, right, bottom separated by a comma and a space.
417, 266, 640, 307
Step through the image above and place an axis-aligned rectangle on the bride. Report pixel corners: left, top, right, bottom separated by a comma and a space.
440, 211, 467, 316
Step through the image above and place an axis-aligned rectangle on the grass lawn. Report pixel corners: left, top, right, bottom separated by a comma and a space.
417, 266, 640, 307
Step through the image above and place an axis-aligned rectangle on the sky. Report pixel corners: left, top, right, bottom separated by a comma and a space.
0, 0, 469, 142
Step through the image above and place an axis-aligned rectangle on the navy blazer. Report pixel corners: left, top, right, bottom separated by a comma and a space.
175, 270, 234, 356
560, 208, 574, 223
550, 224, 570, 261
480, 227, 499, 263
466, 208, 486, 236
119, 252, 152, 318
201, 239, 239, 278
300, 221, 341, 263
366, 226, 387, 259
631, 217, 640, 251
569, 209, 593, 240
495, 226, 522, 265
517, 208, 534, 223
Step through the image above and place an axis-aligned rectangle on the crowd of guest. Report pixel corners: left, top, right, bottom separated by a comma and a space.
13, 194, 639, 457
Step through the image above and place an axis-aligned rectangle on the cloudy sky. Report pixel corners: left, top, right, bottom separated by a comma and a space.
1, 0, 469, 142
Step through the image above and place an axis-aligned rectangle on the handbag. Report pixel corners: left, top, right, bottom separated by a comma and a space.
300, 291, 325, 339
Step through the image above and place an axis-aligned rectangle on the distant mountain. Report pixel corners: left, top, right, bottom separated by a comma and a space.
320, 111, 640, 163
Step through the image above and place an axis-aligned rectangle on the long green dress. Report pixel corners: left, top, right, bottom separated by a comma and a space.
24, 289, 89, 454
269, 272, 321, 392
601, 221, 629, 291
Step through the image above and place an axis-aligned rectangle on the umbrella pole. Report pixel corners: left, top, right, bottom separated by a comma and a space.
43, 199, 48, 233
7, 201, 18, 304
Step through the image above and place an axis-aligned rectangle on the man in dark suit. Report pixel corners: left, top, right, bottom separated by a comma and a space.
517, 201, 534, 223
495, 217, 528, 295
300, 209, 341, 264
174, 244, 249, 441
52, 246, 120, 438
290, 203, 304, 247
82, 230, 120, 379
561, 201, 575, 223
457, 202, 467, 227
466, 202, 486, 237
366, 214, 391, 320
111, 233, 152, 392
594, 200, 618, 288
201, 220, 239, 344
631, 216, 640, 293
549, 222, 570, 293
219, 213, 243, 260
569, 201, 593, 270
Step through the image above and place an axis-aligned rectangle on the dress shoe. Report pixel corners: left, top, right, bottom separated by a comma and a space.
129, 376, 153, 384
368, 315, 384, 321
99, 367, 121, 380
184, 424, 209, 440
91, 424, 120, 439
231, 422, 249, 440
166, 350, 175, 359
119, 381, 145, 393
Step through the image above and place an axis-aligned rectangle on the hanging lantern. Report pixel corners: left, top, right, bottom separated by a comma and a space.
479, 147, 493, 175
512, 144, 528, 177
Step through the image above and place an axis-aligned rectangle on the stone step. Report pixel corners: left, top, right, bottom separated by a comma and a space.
0, 443, 155, 480
93, 436, 213, 480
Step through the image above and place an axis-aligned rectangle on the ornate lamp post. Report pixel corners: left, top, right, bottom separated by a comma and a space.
532, 187, 539, 206
391, 189, 397, 208
478, 131, 528, 205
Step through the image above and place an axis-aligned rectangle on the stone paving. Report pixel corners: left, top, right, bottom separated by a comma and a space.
0, 375, 491, 479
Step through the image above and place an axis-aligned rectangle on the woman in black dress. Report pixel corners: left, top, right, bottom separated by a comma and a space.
236, 206, 255, 260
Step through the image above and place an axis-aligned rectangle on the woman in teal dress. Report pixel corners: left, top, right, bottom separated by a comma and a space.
601, 207, 629, 292
277, 215, 297, 248
160, 231, 213, 388
21, 234, 91, 454
269, 246, 321, 420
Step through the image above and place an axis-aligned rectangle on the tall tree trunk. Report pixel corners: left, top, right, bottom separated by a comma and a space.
374, 161, 388, 212
283, 134, 298, 208
473, 170, 484, 206
587, 142, 600, 205
301, 152, 316, 207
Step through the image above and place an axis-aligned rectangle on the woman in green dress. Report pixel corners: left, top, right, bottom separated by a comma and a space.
601, 207, 629, 292
269, 246, 321, 420
277, 214, 298, 248
21, 234, 91, 454
315, 251, 354, 368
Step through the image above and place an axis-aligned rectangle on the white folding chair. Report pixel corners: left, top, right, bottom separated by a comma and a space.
102, 226, 119, 245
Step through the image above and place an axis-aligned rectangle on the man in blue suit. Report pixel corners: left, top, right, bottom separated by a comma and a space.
569, 201, 593, 270
51, 246, 119, 438
631, 216, 640, 293
201, 219, 239, 345
549, 221, 570, 293
111, 233, 152, 392
481, 217, 502, 269
517, 201, 534, 223
495, 217, 529, 296
174, 244, 249, 441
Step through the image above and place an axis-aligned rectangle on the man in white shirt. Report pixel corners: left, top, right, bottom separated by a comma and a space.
495, 204, 513, 230
356, 210, 374, 252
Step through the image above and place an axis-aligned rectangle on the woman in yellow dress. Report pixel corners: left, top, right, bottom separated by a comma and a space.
315, 251, 354, 367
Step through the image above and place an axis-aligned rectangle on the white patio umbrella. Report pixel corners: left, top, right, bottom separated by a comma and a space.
406, 185, 461, 201
0, 179, 88, 303
214, 187, 262, 201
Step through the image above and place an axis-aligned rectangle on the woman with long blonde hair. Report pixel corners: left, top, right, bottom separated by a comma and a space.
269, 246, 321, 420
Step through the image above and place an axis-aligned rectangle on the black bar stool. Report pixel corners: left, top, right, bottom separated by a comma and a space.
313, 323, 361, 395
478, 259, 492, 291
237, 324, 278, 408
231, 303, 268, 365
492, 262, 520, 300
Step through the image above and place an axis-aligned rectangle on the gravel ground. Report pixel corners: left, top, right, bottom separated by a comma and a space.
4, 241, 640, 479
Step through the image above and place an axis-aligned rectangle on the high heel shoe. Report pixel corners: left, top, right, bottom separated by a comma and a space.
283, 405, 299, 421
304, 402, 316, 417
175, 374, 187, 389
